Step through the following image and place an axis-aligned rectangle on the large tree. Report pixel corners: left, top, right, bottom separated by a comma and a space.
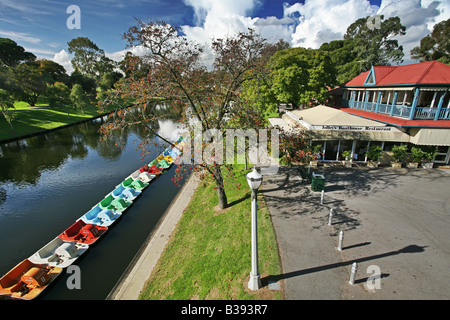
263, 47, 336, 108
98, 21, 279, 209
410, 18, 450, 65
0, 38, 36, 67
68, 37, 116, 81
344, 15, 406, 70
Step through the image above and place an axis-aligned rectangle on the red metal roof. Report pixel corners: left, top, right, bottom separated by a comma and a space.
345, 61, 450, 87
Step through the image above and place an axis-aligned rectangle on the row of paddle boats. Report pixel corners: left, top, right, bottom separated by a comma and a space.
0, 137, 184, 300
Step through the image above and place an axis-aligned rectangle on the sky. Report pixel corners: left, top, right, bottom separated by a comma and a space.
0, 0, 449, 74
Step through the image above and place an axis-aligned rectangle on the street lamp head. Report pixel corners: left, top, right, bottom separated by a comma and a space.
247, 167, 262, 191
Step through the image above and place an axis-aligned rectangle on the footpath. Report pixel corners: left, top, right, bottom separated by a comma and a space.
262, 165, 450, 299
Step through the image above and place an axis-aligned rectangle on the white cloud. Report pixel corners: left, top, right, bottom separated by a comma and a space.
0, 29, 41, 44
39, 0, 450, 73
52, 49, 74, 74
377, 0, 449, 63
284, 0, 378, 49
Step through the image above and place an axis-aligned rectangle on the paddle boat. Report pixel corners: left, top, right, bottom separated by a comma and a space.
138, 172, 156, 183
28, 237, 89, 268
164, 155, 174, 163
111, 184, 141, 201
99, 194, 132, 213
0, 259, 62, 300
59, 220, 107, 245
80, 205, 122, 227
156, 159, 171, 169
121, 176, 149, 191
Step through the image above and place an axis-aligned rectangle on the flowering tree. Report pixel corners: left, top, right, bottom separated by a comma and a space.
98, 20, 280, 209
278, 125, 317, 165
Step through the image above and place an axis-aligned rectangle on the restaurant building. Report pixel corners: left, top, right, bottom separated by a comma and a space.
271, 60, 450, 165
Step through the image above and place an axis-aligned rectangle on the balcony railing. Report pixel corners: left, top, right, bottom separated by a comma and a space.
343, 98, 450, 120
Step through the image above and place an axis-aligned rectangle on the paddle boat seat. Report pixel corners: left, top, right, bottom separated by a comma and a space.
121, 177, 149, 191
59, 220, 107, 245
99, 194, 132, 213
81, 205, 122, 227
0, 259, 62, 300
139, 172, 156, 183
111, 184, 141, 201
157, 159, 171, 169
28, 237, 88, 268
164, 155, 173, 163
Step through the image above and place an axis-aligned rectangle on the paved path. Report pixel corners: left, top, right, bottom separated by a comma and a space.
262, 166, 450, 299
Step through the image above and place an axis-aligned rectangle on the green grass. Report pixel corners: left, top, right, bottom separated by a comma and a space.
139, 165, 283, 300
0, 102, 103, 142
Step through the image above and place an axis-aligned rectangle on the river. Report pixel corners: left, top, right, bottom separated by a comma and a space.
0, 117, 187, 300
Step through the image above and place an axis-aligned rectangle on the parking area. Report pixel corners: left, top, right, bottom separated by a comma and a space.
262, 166, 450, 299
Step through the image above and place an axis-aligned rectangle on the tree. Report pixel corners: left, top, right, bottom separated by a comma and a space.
33, 59, 68, 85
99, 21, 279, 209
11, 63, 46, 106
0, 38, 36, 67
70, 83, 90, 113
68, 37, 109, 80
344, 15, 406, 70
46, 82, 71, 107
266, 47, 336, 108
319, 39, 360, 84
0, 88, 15, 129
411, 19, 450, 65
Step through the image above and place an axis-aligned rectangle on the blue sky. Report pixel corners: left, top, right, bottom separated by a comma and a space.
0, 0, 448, 73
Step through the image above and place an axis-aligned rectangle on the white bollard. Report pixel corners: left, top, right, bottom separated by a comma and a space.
349, 262, 358, 285
337, 230, 344, 251
328, 208, 334, 226
320, 190, 324, 205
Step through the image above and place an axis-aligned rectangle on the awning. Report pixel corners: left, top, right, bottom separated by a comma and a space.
282, 105, 410, 142
409, 128, 450, 146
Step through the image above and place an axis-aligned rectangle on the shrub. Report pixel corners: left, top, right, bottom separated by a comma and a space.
365, 145, 382, 161
391, 144, 408, 163
410, 147, 424, 163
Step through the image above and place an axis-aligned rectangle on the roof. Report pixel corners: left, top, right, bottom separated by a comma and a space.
282, 105, 410, 142
289, 105, 383, 127
345, 61, 450, 87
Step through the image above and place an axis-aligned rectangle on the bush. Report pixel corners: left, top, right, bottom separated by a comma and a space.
391, 144, 408, 163
342, 150, 352, 161
365, 145, 382, 161
410, 147, 424, 163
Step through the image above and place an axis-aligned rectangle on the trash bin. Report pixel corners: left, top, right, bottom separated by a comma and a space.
311, 172, 326, 191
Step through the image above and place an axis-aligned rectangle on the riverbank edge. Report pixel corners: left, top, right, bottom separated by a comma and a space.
107, 172, 201, 300
0, 112, 110, 145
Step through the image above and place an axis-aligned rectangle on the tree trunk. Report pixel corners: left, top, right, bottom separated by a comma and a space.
213, 166, 228, 209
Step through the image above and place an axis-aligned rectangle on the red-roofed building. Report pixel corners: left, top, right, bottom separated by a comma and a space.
328, 60, 450, 165
342, 60, 450, 122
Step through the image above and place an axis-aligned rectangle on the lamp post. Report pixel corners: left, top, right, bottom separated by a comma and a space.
246, 167, 263, 290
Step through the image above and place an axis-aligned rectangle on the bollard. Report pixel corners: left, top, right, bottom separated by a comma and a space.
337, 230, 344, 251
349, 262, 358, 285
328, 208, 333, 226
320, 190, 324, 205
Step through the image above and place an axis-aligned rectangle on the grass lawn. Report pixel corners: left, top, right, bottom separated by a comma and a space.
138, 165, 283, 300
0, 102, 103, 142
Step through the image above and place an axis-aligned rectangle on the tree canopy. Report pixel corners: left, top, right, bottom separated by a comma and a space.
0, 38, 36, 67
410, 18, 450, 65
320, 15, 406, 84
99, 21, 281, 209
